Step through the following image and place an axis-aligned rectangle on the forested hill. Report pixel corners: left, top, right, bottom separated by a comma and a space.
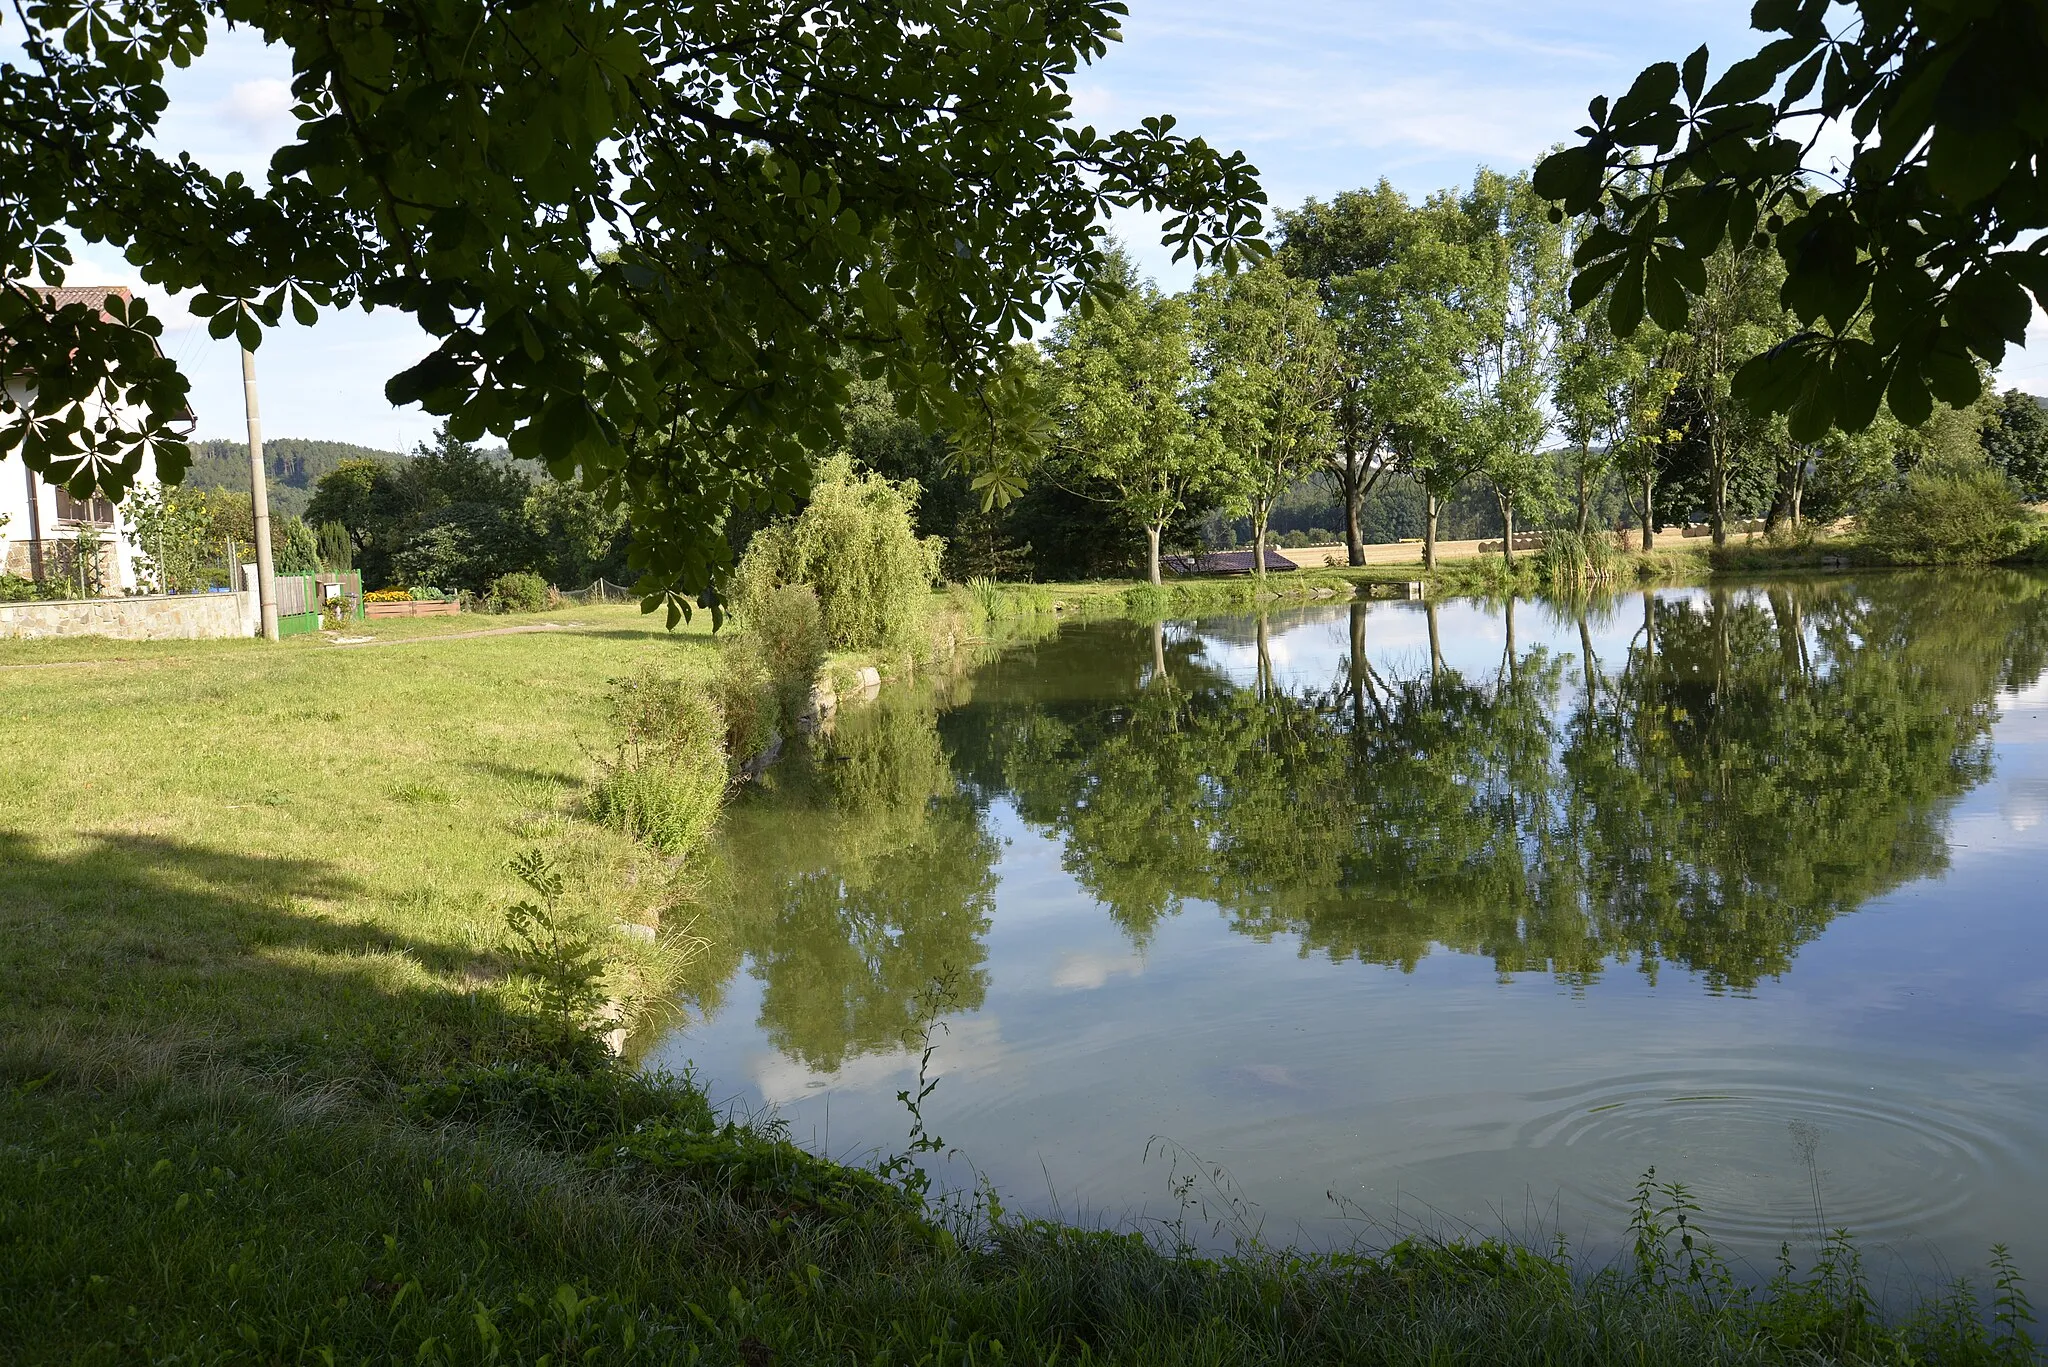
183, 439, 407, 519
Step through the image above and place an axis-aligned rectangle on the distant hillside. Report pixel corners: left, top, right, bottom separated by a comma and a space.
182, 439, 408, 519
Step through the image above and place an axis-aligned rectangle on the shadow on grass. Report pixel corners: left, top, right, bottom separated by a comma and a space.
464, 757, 585, 789
566, 627, 724, 646
0, 829, 533, 1075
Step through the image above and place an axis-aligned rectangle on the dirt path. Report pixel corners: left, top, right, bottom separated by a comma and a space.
330, 622, 584, 647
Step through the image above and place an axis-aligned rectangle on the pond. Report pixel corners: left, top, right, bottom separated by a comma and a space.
645, 573, 2048, 1280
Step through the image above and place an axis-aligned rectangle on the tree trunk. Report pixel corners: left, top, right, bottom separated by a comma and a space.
1344, 462, 1365, 567
1423, 490, 1439, 570
1578, 611, 1598, 708
1252, 499, 1271, 587
1791, 456, 1806, 528
1576, 450, 1592, 538
1503, 594, 1518, 685
1146, 523, 1163, 587
1348, 601, 1367, 726
1641, 471, 1656, 551
1500, 496, 1517, 571
1255, 614, 1273, 699
1710, 436, 1729, 548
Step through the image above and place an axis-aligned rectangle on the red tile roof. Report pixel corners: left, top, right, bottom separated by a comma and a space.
26, 284, 135, 321
7, 285, 194, 427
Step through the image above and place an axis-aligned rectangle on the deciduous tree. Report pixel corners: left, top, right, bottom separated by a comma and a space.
1046, 251, 1211, 586
1538, 1, 2048, 441
0, 0, 1266, 618
1982, 390, 2048, 502
1277, 184, 1467, 564
1195, 261, 1339, 584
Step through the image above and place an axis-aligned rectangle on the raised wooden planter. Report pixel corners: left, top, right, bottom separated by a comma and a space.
364, 600, 460, 619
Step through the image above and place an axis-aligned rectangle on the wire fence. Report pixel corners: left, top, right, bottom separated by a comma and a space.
556, 578, 641, 606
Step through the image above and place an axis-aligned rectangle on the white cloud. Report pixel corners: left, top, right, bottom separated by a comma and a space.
221, 78, 295, 133
750, 1015, 1007, 1106
1052, 949, 1147, 991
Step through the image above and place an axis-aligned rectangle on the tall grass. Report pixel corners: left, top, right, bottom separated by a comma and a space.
590, 669, 728, 856
1537, 528, 1624, 588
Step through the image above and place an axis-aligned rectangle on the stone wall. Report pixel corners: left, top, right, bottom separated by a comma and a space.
0, 590, 257, 641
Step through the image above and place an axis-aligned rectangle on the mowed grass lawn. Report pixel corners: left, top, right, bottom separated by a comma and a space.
0, 604, 716, 1068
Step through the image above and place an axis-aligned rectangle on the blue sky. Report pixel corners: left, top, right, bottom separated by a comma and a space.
45, 1, 2048, 449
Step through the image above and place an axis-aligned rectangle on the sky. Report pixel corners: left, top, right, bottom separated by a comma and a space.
41, 1, 2048, 449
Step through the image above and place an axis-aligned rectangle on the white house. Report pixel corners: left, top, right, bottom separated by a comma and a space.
1, 285, 171, 594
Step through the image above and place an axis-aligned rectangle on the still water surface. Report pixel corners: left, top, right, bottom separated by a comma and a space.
646, 574, 2048, 1278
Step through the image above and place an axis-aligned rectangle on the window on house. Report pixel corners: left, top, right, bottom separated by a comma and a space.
54, 489, 115, 525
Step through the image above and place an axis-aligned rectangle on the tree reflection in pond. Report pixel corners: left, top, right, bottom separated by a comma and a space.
976, 575, 2048, 991
707, 680, 998, 1072
701, 575, 2048, 1068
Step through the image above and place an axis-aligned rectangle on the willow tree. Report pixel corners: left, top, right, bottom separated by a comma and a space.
1194, 259, 1339, 584
0, 0, 1267, 616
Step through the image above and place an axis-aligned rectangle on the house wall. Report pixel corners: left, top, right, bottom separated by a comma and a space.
0, 378, 156, 592
0, 588, 257, 641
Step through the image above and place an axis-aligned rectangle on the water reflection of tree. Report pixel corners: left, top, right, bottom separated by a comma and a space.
995, 577, 2048, 991
706, 682, 999, 1071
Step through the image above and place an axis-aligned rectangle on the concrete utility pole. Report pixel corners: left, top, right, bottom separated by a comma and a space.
241, 347, 279, 641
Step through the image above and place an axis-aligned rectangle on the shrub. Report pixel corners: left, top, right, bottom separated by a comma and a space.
498, 848, 610, 1049
316, 520, 354, 573
711, 638, 779, 768
731, 454, 943, 651
363, 588, 413, 603
0, 573, 36, 603
273, 516, 324, 574
590, 670, 728, 856
1861, 452, 2034, 564
744, 581, 828, 718
486, 570, 550, 614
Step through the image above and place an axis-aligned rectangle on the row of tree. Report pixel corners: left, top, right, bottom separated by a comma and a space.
863, 167, 2048, 586
278, 163, 2048, 595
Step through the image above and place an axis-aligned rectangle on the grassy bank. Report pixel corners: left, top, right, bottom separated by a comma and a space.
3, 603, 2039, 1363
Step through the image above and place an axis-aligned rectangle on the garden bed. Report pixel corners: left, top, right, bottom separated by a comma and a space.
364, 599, 460, 618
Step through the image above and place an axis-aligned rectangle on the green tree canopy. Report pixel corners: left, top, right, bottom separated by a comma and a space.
1982, 390, 2048, 502
0, 0, 1267, 617
305, 426, 533, 591
1277, 182, 1471, 565
1045, 248, 1213, 586
1193, 259, 1338, 581
1537, 1, 2048, 441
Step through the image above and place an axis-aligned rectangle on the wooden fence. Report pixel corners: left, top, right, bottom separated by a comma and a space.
251, 571, 363, 636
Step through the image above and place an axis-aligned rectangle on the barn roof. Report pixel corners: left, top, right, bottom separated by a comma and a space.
1159, 548, 1298, 576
